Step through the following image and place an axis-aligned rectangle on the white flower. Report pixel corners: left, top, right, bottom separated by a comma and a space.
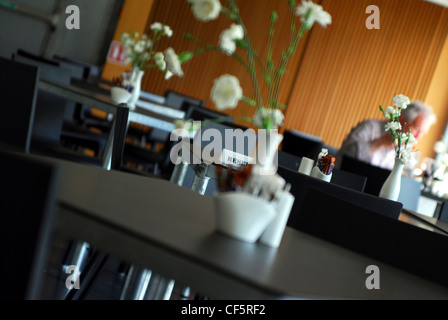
124, 38, 135, 48
154, 52, 166, 70
272, 109, 284, 127
385, 121, 401, 132
165, 70, 173, 80
393, 94, 411, 109
189, 0, 221, 21
134, 40, 147, 53
211, 74, 243, 110
163, 25, 173, 37
400, 147, 413, 164
150, 22, 163, 31
383, 106, 395, 119
219, 24, 244, 55
253, 108, 285, 128
434, 140, 446, 154
141, 52, 150, 62
296, 0, 332, 28
164, 48, 184, 77
121, 33, 129, 42
406, 132, 416, 144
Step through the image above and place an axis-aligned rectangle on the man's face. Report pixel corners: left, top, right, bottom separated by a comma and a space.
402, 114, 431, 140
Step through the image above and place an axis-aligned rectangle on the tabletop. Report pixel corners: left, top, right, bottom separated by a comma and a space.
24, 153, 448, 300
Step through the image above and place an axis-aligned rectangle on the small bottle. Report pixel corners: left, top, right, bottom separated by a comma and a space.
316, 148, 329, 165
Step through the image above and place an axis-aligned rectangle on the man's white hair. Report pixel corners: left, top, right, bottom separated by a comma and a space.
402, 101, 436, 125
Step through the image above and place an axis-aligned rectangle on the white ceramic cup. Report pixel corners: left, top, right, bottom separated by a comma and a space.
298, 157, 314, 175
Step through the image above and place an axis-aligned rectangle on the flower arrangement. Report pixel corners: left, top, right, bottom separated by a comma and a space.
121, 22, 188, 79
380, 94, 416, 164
184, 0, 332, 130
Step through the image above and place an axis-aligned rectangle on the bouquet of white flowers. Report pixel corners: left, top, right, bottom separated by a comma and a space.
121, 22, 187, 79
380, 94, 417, 164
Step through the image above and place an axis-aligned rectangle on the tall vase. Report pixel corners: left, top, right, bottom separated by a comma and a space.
379, 157, 405, 201
256, 129, 283, 174
127, 67, 144, 110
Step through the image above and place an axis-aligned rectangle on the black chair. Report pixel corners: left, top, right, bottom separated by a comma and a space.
295, 186, 448, 289
0, 57, 39, 153
331, 168, 367, 192
281, 129, 324, 161
0, 150, 60, 299
339, 155, 391, 196
12, 52, 72, 144
435, 201, 448, 223
164, 90, 205, 111
276, 166, 403, 227
277, 150, 302, 171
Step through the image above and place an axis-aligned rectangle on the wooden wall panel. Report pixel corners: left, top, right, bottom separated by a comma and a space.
422, 33, 448, 161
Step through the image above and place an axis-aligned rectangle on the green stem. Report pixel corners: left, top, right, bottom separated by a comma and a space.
271, 0, 310, 109
227, 0, 263, 110
266, 11, 277, 108
185, 34, 251, 72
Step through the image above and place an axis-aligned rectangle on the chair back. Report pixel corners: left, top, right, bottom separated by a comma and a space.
0, 150, 60, 299
339, 155, 391, 196
165, 90, 205, 111
277, 150, 302, 172
12, 51, 73, 143
281, 130, 324, 160
295, 186, 448, 289
276, 166, 403, 227
331, 168, 367, 192
53, 54, 101, 80
0, 57, 39, 153
437, 201, 448, 223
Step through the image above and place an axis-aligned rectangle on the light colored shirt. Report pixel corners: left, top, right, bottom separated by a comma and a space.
336, 119, 396, 170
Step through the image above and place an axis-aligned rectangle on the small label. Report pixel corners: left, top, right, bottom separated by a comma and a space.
221, 149, 253, 167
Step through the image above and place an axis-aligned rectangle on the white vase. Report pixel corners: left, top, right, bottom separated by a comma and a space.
256, 129, 283, 174
379, 157, 405, 201
214, 192, 276, 243
258, 191, 295, 248
127, 67, 144, 110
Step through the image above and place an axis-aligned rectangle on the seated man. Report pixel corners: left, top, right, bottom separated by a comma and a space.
336, 101, 436, 170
